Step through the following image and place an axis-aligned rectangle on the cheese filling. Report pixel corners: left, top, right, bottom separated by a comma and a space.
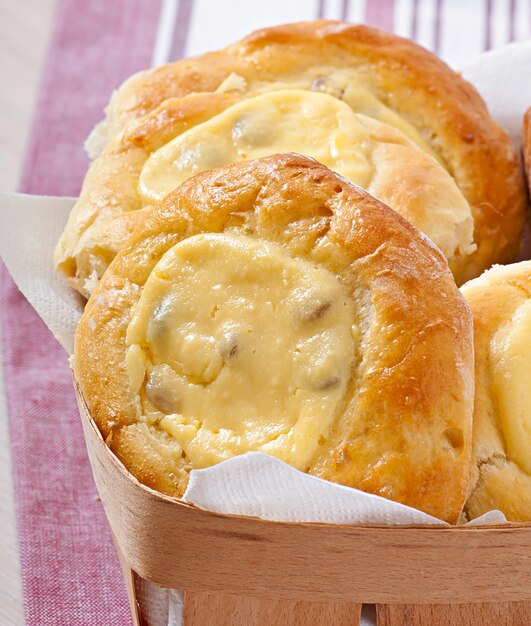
138, 89, 474, 261
139, 89, 374, 203
490, 299, 531, 474
125, 233, 357, 470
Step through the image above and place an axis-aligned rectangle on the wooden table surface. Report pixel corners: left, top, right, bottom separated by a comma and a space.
0, 0, 57, 623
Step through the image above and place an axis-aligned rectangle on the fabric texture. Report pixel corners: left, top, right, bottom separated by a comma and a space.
0, 1, 161, 623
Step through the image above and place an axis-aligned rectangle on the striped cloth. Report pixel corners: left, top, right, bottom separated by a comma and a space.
151, 0, 531, 68
1, 1, 529, 624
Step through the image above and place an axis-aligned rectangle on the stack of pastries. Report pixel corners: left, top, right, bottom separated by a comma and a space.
57, 21, 530, 524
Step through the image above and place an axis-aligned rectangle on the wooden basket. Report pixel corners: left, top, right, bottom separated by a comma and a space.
75, 383, 531, 626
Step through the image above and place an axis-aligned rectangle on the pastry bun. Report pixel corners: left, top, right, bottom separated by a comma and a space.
55, 21, 526, 296
74, 154, 474, 523
461, 261, 531, 522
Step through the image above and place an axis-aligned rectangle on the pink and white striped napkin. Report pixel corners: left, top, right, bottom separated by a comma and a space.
1, 1, 530, 624
151, 0, 531, 68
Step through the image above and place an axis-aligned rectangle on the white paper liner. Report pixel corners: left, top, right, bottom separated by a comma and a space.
462, 38, 531, 152
1, 39, 530, 625
0, 193, 81, 354
184, 452, 479, 525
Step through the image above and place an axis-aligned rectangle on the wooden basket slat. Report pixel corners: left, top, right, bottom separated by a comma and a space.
113, 538, 146, 626
183, 592, 361, 626
376, 601, 531, 625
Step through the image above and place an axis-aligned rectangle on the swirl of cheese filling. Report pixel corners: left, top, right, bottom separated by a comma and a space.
124, 233, 357, 470
139, 90, 373, 202
139, 89, 474, 262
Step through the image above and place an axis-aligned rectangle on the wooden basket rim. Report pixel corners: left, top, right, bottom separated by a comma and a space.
75, 379, 531, 603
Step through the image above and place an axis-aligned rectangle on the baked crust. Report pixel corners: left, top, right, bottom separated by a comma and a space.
74, 154, 474, 523
55, 21, 526, 296
461, 261, 531, 522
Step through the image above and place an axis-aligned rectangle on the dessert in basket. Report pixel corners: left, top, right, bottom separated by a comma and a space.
57, 20, 530, 522
73, 153, 474, 523
41, 19, 531, 626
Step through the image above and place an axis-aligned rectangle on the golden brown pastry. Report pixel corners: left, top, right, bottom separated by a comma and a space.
74, 154, 474, 523
461, 261, 531, 522
55, 21, 526, 297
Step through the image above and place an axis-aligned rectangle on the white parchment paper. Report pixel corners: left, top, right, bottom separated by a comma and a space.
1, 39, 530, 625
462, 38, 531, 151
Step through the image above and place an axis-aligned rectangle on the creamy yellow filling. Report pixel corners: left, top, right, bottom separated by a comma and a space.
138, 88, 474, 261
139, 89, 374, 203
125, 233, 356, 470
490, 299, 531, 474
235, 71, 437, 157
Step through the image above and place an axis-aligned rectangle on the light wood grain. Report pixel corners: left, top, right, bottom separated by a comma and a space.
76, 382, 531, 607
377, 602, 531, 625
113, 535, 145, 626
183, 593, 361, 626
0, 1, 56, 624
